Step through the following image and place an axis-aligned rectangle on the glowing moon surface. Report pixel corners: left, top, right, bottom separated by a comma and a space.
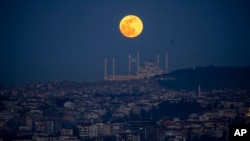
119, 15, 143, 38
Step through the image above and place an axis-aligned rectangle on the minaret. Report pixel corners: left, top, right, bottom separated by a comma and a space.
112, 57, 115, 80
137, 52, 140, 74
198, 85, 201, 98
157, 53, 160, 67
104, 58, 107, 80
165, 51, 168, 74
129, 52, 131, 75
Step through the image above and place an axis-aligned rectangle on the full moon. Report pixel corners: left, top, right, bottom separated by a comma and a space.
119, 15, 143, 38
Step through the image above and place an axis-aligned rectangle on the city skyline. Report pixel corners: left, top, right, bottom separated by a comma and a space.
1, 0, 250, 85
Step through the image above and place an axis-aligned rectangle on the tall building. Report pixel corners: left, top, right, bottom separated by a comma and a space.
46, 120, 62, 135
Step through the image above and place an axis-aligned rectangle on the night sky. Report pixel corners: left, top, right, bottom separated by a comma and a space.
1, 0, 250, 85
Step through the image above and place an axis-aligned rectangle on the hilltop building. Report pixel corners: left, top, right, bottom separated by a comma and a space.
104, 52, 168, 81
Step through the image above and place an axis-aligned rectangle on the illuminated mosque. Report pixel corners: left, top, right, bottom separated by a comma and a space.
104, 52, 168, 81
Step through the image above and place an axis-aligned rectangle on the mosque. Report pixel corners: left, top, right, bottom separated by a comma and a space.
104, 52, 168, 81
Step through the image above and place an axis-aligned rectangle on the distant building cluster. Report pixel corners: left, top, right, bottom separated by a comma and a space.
0, 80, 250, 140
104, 52, 168, 81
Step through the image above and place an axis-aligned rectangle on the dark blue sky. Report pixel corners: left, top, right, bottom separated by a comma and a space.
1, 0, 250, 85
